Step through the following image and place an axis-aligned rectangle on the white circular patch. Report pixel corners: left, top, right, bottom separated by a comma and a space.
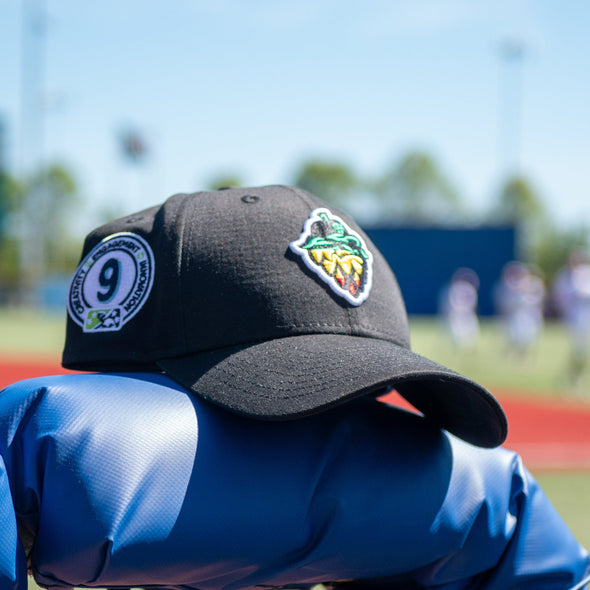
67, 232, 155, 333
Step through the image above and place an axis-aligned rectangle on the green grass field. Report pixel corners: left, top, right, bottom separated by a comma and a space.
0, 308, 67, 359
409, 316, 590, 397
1, 308, 590, 572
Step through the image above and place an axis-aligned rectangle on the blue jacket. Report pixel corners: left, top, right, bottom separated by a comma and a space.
0, 373, 587, 589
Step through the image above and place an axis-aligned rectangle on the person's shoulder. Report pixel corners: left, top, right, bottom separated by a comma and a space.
0, 372, 188, 409
0, 372, 196, 446
2, 371, 176, 391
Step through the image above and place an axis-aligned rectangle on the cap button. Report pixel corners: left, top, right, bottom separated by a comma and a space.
241, 194, 260, 204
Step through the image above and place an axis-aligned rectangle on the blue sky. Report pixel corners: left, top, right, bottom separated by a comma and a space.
1, 0, 589, 232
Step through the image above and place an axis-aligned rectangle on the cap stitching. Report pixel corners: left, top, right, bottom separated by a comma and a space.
194, 338, 417, 396
174, 196, 191, 352
207, 361, 375, 398
159, 332, 408, 360
347, 305, 360, 335
202, 358, 479, 402
76, 327, 408, 366
271, 322, 400, 342
271, 321, 364, 329
285, 184, 316, 210
286, 185, 357, 335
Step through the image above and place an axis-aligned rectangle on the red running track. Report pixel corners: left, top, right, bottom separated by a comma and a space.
2, 359, 590, 470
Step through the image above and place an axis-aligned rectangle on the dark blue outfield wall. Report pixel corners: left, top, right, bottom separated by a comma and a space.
364, 226, 517, 317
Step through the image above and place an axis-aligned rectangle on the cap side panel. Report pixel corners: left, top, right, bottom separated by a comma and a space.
172, 195, 194, 354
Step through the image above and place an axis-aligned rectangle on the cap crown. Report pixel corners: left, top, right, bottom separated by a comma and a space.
63, 185, 410, 371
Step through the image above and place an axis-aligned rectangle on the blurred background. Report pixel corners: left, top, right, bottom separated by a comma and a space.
1, 0, 589, 306
3, 0, 590, 384
3, 0, 590, 558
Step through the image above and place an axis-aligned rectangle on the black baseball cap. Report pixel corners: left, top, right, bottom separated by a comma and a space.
63, 184, 507, 448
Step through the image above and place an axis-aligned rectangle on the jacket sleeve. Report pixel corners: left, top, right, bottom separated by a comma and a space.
0, 453, 27, 590
406, 436, 590, 589
172, 391, 590, 590
484, 461, 590, 589
0, 374, 587, 590
269, 401, 590, 590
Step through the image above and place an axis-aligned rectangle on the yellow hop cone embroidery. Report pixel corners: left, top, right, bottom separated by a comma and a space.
290, 208, 373, 306
310, 250, 324, 263
337, 253, 363, 276
322, 252, 337, 275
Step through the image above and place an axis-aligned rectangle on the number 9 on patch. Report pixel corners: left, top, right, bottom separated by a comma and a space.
67, 232, 155, 333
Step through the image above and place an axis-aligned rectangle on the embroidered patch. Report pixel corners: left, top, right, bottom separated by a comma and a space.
290, 208, 373, 305
67, 232, 155, 332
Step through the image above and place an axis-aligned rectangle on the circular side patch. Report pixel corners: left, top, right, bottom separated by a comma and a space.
67, 232, 155, 333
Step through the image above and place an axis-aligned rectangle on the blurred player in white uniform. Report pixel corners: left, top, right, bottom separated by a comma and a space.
495, 261, 545, 357
439, 267, 480, 350
553, 251, 590, 383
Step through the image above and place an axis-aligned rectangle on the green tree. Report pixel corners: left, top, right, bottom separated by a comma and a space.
376, 151, 463, 224
2, 163, 83, 300
0, 171, 21, 237
292, 159, 360, 211
490, 175, 548, 262
530, 223, 589, 287
0, 171, 24, 293
25, 163, 81, 272
206, 172, 244, 191
492, 175, 545, 224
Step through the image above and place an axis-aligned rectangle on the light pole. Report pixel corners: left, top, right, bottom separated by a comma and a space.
498, 37, 526, 179
19, 0, 47, 303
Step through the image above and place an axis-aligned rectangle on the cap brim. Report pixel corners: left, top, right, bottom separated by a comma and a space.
157, 334, 507, 448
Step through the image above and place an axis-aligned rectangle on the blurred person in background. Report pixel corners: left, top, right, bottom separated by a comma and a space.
439, 267, 480, 350
494, 261, 545, 358
553, 250, 590, 385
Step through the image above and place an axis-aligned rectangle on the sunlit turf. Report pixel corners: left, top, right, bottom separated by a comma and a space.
534, 471, 590, 550
0, 308, 66, 360
409, 316, 588, 398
